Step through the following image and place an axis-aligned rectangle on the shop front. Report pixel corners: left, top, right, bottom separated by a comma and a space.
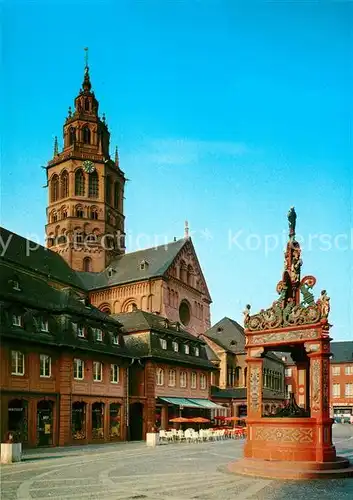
156, 397, 224, 429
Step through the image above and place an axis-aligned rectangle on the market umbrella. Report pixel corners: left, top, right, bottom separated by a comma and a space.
214, 415, 227, 420
188, 417, 210, 423
169, 417, 193, 423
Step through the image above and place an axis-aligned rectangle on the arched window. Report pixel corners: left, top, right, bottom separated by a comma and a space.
75, 206, 84, 218
105, 176, 112, 205
60, 170, 69, 198
114, 181, 119, 209
180, 260, 187, 282
62, 207, 68, 218
180, 371, 187, 388
51, 175, 59, 202
88, 171, 99, 198
156, 368, 164, 386
83, 126, 91, 144
244, 367, 248, 387
84, 98, 90, 111
75, 169, 85, 196
168, 369, 176, 387
83, 257, 92, 272
69, 127, 76, 146
52, 211, 58, 223
90, 207, 98, 220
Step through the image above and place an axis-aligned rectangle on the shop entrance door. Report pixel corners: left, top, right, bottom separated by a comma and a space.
37, 400, 53, 446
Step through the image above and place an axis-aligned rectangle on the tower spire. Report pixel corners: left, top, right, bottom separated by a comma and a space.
82, 47, 91, 92
115, 146, 119, 167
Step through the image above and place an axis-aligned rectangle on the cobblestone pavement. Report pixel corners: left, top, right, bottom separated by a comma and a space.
1, 425, 353, 500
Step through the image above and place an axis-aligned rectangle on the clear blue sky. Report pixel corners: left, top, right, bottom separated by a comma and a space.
1, 0, 352, 340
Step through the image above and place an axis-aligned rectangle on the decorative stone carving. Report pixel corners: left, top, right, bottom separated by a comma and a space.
311, 359, 321, 412
247, 328, 320, 346
304, 343, 320, 353
249, 366, 261, 413
254, 426, 313, 443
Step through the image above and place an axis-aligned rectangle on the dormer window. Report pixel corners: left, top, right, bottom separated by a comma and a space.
172, 341, 179, 352
160, 338, 167, 350
40, 319, 49, 332
195, 346, 200, 357
112, 333, 120, 345
12, 314, 22, 327
139, 260, 149, 271
184, 344, 190, 355
94, 328, 103, 342
73, 324, 86, 338
107, 267, 115, 278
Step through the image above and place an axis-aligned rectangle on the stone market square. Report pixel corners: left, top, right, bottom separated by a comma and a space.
1, 424, 353, 500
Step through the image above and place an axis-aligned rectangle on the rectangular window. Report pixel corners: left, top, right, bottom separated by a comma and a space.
12, 314, 22, 327
11, 351, 24, 375
285, 368, 292, 377
194, 347, 199, 357
93, 361, 102, 381
160, 338, 167, 350
332, 383, 340, 398
191, 372, 197, 389
77, 325, 85, 338
345, 383, 353, 397
74, 358, 84, 380
40, 354, 51, 377
113, 333, 119, 345
172, 341, 179, 352
94, 328, 103, 342
110, 364, 119, 384
40, 319, 49, 332
332, 366, 340, 376
180, 371, 187, 388
345, 366, 353, 376
184, 344, 189, 355
200, 374, 207, 390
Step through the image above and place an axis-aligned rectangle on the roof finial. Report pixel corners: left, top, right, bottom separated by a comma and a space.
287, 206, 297, 240
115, 146, 119, 166
184, 220, 189, 239
53, 136, 59, 156
84, 47, 89, 70
82, 47, 91, 91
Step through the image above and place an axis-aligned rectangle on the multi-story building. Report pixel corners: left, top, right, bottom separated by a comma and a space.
283, 341, 353, 421
0, 228, 217, 447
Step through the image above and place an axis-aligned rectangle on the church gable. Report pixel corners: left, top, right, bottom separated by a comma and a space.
165, 238, 212, 302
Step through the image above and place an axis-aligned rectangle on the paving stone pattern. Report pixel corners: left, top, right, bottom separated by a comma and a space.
1, 425, 353, 499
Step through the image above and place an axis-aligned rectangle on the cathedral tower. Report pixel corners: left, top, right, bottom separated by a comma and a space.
45, 52, 125, 272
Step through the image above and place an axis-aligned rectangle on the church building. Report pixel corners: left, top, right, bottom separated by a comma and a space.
45, 59, 211, 338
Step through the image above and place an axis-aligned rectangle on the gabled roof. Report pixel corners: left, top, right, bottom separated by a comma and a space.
204, 317, 246, 353
113, 309, 203, 343
0, 227, 84, 290
115, 310, 215, 369
79, 238, 187, 290
331, 341, 353, 363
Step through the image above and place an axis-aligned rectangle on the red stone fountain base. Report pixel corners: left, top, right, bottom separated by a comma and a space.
229, 417, 353, 479
228, 456, 353, 480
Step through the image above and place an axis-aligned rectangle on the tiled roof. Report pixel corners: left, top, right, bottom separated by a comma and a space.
115, 310, 215, 369
331, 341, 353, 363
79, 239, 187, 290
0, 227, 85, 290
204, 317, 246, 353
